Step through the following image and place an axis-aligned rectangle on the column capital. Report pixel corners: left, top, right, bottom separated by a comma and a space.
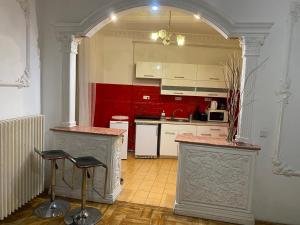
56, 32, 82, 54
239, 35, 265, 57
71, 37, 83, 54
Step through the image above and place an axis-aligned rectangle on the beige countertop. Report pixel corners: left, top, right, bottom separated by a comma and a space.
134, 118, 228, 127
175, 134, 260, 151
51, 126, 126, 136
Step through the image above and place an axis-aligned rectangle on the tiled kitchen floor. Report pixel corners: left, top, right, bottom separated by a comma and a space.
117, 153, 177, 208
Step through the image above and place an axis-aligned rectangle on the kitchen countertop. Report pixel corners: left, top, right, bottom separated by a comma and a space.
134, 118, 228, 127
175, 134, 260, 151
51, 126, 126, 136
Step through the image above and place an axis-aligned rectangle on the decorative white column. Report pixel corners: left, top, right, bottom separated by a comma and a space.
236, 36, 265, 144
57, 33, 82, 127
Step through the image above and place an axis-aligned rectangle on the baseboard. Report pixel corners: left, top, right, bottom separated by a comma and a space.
174, 202, 254, 225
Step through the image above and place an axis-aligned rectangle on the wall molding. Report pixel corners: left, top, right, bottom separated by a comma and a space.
0, 0, 31, 88
272, 1, 300, 177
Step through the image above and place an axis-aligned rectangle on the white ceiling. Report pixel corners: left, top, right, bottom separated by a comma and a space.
102, 7, 221, 36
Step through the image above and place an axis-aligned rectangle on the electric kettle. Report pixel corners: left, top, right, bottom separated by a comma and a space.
210, 101, 218, 110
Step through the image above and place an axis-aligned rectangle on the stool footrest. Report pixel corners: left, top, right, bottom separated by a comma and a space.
64, 207, 102, 225
34, 199, 70, 218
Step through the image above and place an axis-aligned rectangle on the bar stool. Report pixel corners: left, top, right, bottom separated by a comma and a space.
33, 148, 70, 218
64, 155, 108, 225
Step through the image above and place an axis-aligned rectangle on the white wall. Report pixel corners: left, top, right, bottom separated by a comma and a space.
36, 0, 300, 224
81, 31, 240, 86
0, 0, 40, 120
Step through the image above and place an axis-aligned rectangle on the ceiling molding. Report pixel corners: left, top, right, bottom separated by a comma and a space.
100, 29, 240, 48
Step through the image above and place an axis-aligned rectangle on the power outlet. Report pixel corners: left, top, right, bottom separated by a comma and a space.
259, 129, 268, 138
143, 95, 150, 100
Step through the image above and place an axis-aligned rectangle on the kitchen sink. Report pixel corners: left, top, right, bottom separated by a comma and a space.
166, 118, 190, 122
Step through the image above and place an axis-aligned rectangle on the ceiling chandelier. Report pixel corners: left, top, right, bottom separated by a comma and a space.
150, 11, 185, 46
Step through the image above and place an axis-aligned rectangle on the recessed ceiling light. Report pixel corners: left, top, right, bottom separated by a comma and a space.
151, 5, 159, 11
110, 14, 117, 21
194, 14, 200, 20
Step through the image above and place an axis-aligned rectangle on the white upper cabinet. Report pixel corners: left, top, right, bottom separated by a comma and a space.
161, 79, 196, 96
136, 62, 164, 79
197, 65, 225, 81
165, 63, 197, 80
196, 65, 227, 97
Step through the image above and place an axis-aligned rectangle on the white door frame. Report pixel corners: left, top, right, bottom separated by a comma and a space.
54, 0, 273, 144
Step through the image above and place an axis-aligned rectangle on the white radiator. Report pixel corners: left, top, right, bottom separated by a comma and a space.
0, 115, 44, 220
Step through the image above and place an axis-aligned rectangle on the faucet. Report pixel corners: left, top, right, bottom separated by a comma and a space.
171, 108, 183, 120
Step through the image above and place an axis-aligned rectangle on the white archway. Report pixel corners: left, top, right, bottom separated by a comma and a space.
54, 0, 273, 144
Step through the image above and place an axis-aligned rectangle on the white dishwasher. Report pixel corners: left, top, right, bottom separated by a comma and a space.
135, 124, 158, 158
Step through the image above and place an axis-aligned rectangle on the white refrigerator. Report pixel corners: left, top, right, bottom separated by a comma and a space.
110, 120, 128, 159
135, 124, 158, 158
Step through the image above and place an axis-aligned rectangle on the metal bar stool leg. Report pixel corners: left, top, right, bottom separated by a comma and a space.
64, 156, 107, 225
51, 160, 56, 202
34, 149, 70, 218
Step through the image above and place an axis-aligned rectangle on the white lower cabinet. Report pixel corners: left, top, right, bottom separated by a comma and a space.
160, 124, 196, 157
196, 125, 228, 138
160, 124, 228, 157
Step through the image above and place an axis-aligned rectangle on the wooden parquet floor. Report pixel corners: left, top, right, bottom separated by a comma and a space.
0, 194, 285, 225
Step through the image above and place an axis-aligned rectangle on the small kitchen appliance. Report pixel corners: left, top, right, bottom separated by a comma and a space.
210, 101, 218, 110
207, 109, 228, 122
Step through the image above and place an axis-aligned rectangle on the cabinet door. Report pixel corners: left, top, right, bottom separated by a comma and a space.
196, 126, 228, 138
160, 125, 178, 157
196, 80, 227, 98
136, 62, 163, 79
165, 63, 197, 80
161, 79, 196, 96
197, 65, 225, 81
177, 125, 197, 136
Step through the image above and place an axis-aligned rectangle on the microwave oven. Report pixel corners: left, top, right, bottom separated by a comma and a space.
207, 110, 228, 122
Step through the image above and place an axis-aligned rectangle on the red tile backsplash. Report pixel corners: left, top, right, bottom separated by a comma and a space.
93, 83, 213, 150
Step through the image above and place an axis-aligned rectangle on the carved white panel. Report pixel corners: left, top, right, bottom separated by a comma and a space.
0, 0, 31, 88
52, 132, 121, 203
175, 143, 256, 225
182, 149, 251, 209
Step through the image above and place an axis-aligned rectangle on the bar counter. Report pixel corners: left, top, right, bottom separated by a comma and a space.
50, 126, 126, 204
174, 134, 260, 225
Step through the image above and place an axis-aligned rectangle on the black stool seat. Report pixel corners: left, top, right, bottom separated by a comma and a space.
40, 150, 67, 160
72, 156, 107, 168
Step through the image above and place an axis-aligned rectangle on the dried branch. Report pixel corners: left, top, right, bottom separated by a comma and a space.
223, 53, 269, 142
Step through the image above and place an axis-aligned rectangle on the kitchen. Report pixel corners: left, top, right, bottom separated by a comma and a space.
77, 6, 241, 208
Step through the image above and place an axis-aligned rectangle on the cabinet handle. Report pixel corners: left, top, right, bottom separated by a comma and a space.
182, 133, 193, 135
174, 76, 185, 79
143, 74, 154, 77
165, 132, 176, 135
209, 77, 220, 80
210, 128, 221, 131
174, 92, 184, 95
201, 133, 212, 136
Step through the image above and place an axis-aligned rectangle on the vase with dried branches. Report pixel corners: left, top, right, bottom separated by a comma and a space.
224, 54, 268, 142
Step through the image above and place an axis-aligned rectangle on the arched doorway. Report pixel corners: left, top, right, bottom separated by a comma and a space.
54, 0, 272, 144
